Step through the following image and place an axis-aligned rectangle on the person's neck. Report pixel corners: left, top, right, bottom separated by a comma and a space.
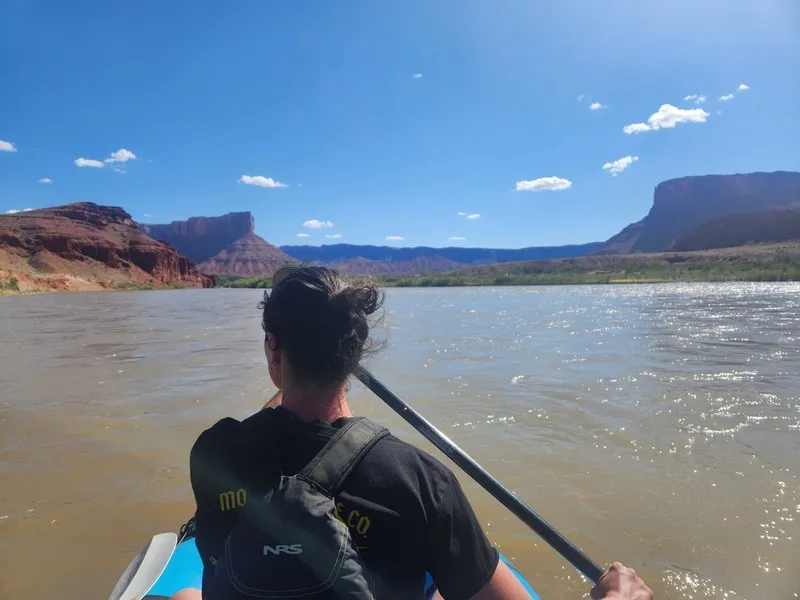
279, 382, 352, 423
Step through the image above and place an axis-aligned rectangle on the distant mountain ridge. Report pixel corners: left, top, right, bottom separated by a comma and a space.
594, 171, 800, 255
279, 242, 603, 265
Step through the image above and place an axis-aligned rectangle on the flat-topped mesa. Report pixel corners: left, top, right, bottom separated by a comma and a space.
139, 212, 255, 264
593, 171, 800, 255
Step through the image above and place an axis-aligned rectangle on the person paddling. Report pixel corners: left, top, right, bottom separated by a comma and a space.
171, 266, 653, 600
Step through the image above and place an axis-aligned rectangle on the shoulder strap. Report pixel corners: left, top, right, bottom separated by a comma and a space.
299, 417, 389, 495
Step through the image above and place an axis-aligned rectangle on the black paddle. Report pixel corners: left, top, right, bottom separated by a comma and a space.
356, 366, 605, 584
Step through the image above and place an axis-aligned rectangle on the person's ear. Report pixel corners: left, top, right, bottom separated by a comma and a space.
265, 333, 282, 388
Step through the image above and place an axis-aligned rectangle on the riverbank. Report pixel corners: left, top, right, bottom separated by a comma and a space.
214, 243, 800, 288
6, 243, 800, 293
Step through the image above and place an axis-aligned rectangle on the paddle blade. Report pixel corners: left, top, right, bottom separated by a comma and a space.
108, 532, 178, 600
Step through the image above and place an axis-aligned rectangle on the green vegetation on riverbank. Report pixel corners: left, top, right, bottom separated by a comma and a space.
215, 274, 274, 288
1, 275, 20, 292
210, 246, 800, 288
382, 256, 800, 287
215, 260, 800, 288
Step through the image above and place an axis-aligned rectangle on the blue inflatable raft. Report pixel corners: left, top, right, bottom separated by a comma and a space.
111, 521, 541, 599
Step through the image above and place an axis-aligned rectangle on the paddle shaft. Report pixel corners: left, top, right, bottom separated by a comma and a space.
357, 367, 605, 584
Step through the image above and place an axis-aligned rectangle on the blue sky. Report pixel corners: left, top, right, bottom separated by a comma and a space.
1, 1, 798, 248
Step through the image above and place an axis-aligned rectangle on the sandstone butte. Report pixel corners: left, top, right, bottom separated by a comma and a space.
0, 202, 213, 294
138, 212, 296, 276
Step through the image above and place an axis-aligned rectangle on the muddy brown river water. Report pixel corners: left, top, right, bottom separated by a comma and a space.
1, 284, 798, 599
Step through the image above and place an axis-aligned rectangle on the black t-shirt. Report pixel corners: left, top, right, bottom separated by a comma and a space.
189, 406, 499, 600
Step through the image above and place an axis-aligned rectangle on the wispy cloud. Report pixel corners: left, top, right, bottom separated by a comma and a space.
623, 104, 709, 134
449, 236, 466, 241
75, 157, 105, 168
684, 94, 707, 104
296, 233, 311, 238
719, 93, 734, 101
143, 213, 154, 218
0, 140, 17, 152
457, 211, 467, 216
38, 177, 53, 184
515, 176, 572, 192
303, 219, 334, 229
74, 148, 138, 170
412, 73, 423, 79
467, 213, 481, 220
577, 94, 584, 102
104, 148, 136, 164
737, 83, 750, 91
4, 209, 21, 214
325, 233, 342, 239
385, 236, 404, 241
239, 175, 288, 188
23, 208, 33, 212
589, 102, 606, 111
603, 155, 639, 177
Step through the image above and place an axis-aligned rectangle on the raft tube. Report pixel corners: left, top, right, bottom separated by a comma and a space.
139, 534, 541, 599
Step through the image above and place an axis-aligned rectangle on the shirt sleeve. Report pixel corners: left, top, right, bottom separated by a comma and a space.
189, 418, 243, 594
426, 471, 500, 600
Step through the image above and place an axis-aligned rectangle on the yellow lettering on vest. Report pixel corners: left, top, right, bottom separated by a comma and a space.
347, 509, 360, 528
219, 489, 247, 512
356, 515, 370, 535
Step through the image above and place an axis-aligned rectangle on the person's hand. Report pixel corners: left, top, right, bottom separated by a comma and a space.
590, 562, 653, 600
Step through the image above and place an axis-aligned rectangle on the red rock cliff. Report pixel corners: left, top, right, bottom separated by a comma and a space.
139, 212, 255, 264
0, 202, 212, 289
594, 171, 800, 255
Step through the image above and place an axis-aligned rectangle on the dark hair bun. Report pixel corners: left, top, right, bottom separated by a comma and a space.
259, 266, 384, 384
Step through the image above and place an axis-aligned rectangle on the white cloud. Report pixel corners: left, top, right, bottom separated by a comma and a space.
75, 157, 105, 168
684, 94, 707, 104
0, 140, 17, 152
38, 177, 53, 184
589, 102, 605, 111
5, 209, 20, 214
623, 104, 710, 134
143, 213, 154, 218
23, 208, 33, 212
325, 233, 342, 239
466, 213, 481, 220
303, 219, 334, 229
515, 176, 573, 192
449, 236, 466, 241
104, 148, 136, 163
296, 233, 311, 238
413, 73, 423, 79
239, 175, 288, 188
602, 155, 639, 177
385, 236, 404, 241
457, 211, 467, 216
622, 123, 651, 134
737, 84, 750, 91
577, 94, 584, 102
719, 93, 734, 101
